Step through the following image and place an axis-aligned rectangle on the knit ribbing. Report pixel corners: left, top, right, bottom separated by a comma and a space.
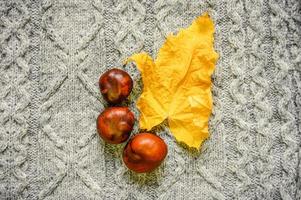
0, 0, 300, 199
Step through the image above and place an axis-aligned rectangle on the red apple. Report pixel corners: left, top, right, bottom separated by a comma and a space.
97, 107, 135, 144
123, 133, 168, 173
99, 68, 133, 104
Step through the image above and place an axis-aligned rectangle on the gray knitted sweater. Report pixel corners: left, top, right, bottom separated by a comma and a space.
1, 0, 300, 199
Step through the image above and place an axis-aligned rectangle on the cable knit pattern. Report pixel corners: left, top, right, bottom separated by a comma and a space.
0, 0, 300, 199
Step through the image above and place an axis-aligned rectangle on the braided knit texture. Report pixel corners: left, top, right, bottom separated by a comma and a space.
0, 0, 300, 199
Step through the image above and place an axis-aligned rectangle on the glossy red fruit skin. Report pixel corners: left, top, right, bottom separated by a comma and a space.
123, 133, 168, 173
99, 68, 133, 104
97, 107, 135, 144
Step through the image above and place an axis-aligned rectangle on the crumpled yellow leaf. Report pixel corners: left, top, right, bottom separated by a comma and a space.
126, 13, 218, 149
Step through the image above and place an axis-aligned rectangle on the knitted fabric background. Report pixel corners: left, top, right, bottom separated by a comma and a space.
0, 0, 300, 199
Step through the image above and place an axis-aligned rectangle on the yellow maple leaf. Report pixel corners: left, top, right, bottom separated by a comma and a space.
126, 13, 218, 149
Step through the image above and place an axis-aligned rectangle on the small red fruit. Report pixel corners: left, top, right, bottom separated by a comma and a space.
99, 68, 133, 104
97, 107, 135, 144
123, 133, 168, 173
